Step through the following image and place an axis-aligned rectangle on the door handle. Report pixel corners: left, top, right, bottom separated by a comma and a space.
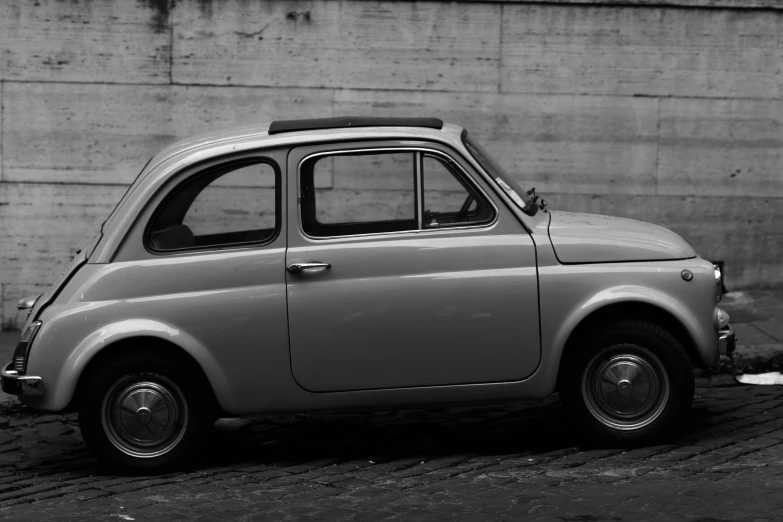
287, 262, 332, 273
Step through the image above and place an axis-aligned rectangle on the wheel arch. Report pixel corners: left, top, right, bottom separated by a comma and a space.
70, 336, 221, 415
555, 300, 703, 392
60, 320, 231, 414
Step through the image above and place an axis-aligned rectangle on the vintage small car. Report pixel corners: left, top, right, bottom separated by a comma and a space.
3, 117, 735, 473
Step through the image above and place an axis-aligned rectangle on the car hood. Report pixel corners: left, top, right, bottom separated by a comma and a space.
547, 211, 696, 264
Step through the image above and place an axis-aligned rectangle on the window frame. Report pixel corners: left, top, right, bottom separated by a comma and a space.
298, 146, 497, 241
419, 152, 495, 229
143, 157, 282, 255
302, 149, 420, 237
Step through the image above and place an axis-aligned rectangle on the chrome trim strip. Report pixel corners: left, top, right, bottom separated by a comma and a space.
296, 146, 500, 242
415, 151, 423, 231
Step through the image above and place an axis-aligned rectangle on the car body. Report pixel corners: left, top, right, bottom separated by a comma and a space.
2, 117, 736, 472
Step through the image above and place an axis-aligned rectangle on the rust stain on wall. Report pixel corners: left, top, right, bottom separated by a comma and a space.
139, 0, 171, 34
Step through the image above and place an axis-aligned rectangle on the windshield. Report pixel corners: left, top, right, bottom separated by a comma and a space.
461, 130, 538, 215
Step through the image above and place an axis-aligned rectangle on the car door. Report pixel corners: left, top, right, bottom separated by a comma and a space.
285, 140, 540, 392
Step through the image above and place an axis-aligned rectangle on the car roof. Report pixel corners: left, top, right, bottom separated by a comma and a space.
147, 118, 462, 174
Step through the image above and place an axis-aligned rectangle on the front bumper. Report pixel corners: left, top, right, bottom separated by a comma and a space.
718, 324, 737, 356
1, 363, 43, 396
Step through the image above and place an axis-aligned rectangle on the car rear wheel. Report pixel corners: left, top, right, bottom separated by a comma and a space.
78, 350, 216, 474
560, 319, 694, 446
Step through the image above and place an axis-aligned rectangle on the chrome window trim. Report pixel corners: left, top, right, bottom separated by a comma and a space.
296, 146, 499, 242
142, 156, 283, 256
415, 151, 423, 231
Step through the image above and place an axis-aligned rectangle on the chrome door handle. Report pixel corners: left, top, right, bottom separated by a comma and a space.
287, 262, 331, 273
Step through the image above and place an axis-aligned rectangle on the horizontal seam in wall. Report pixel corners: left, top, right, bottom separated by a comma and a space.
0, 180, 132, 188
1, 180, 781, 200
0, 79, 779, 103
543, 192, 783, 200
431, 0, 783, 12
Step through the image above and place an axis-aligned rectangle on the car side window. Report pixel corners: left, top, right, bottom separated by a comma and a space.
300, 152, 417, 237
421, 154, 494, 229
147, 160, 278, 251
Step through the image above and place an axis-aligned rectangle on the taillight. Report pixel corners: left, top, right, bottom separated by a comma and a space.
12, 321, 42, 374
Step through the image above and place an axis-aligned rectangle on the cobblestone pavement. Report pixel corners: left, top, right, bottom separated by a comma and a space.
0, 377, 782, 521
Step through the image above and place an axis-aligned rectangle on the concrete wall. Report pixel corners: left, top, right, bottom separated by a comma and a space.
1, 0, 781, 328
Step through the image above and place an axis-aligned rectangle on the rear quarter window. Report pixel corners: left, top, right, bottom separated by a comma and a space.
146, 159, 280, 252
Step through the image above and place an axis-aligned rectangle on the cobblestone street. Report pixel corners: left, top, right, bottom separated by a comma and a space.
1, 376, 782, 521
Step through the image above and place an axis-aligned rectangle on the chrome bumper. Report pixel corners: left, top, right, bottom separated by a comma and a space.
1, 363, 43, 396
718, 324, 737, 356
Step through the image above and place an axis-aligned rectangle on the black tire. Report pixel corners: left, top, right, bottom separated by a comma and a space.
559, 319, 694, 446
78, 349, 217, 474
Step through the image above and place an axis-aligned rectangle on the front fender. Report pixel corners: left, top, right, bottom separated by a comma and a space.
532, 259, 718, 395
24, 317, 231, 412
552, 285, 713, 364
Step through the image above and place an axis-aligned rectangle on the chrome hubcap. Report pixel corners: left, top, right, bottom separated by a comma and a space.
582, 345, 670, 431
135, 406, 152, 423
101, 375, 189, 458
617, 379, 633, 397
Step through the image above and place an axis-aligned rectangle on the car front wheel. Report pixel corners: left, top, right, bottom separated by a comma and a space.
560, 319, 695, 446
78, 350, 216, 474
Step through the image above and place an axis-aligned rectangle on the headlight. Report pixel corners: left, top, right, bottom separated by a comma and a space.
714, 308, 730, 330
713, 264, 722, 302
13, 321, 42, 374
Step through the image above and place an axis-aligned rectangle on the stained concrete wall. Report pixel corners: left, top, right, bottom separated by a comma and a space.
1, 0, 782, 328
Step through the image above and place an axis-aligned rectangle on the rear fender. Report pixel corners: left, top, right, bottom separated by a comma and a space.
52, 319, 230, 411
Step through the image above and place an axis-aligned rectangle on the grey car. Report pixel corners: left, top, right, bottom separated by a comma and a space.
2, 117, 736, 473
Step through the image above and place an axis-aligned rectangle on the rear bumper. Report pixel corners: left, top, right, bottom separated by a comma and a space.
1, 363, 43, 396
718, 324, 737, 356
